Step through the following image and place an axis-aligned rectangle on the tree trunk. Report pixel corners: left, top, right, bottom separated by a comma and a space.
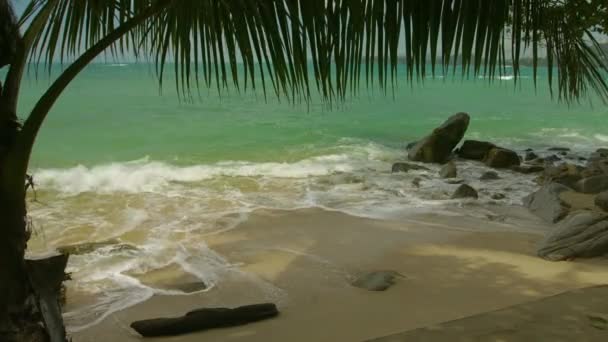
0, 138, 39, 341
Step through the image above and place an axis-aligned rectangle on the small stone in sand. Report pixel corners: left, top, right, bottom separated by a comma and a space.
352, 271, 403, 291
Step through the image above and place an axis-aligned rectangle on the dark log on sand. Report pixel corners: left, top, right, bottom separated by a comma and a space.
130, 303, 279, 337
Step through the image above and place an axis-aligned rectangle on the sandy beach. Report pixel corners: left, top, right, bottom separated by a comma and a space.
70, 207, 608, 342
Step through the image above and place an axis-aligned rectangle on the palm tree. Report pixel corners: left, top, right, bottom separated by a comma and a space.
1, 0, 607, 341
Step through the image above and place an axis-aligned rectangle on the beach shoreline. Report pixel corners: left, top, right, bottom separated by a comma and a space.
70, 207, 608, 342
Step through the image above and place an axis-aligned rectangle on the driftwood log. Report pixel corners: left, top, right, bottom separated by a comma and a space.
130, 303, 279, 337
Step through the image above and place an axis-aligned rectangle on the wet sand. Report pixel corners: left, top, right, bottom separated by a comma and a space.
72, 208, 608, 342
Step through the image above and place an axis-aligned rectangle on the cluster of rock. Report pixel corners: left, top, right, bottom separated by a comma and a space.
392, 112, 608, 261
524, 148, 608, 261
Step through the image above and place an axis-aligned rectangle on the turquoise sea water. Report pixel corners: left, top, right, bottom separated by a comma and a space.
14, 63, 607, 169
8, 63, 608, 331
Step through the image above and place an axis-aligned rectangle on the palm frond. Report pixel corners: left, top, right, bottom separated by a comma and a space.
22, 0, 608, 103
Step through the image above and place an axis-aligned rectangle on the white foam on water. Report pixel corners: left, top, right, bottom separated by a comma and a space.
595, 134, 608, 143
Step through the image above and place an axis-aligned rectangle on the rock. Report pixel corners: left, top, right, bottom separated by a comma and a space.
523, 183, 572, 223
596, 192, 608, 212
548, 147, 571, 152
525, 151, 539, 161
405, 141, 418, 150
545, 154, 562, 163
131, 303, 279, 337
57, 239, 138, 255
492, 193, 506, 200
537, 211, 608, 261
412, 177, 422, 187
480, 171, 500, 181
392, 162, 430, 173
457, 140, 496, 161
539, 163, 582, 188
484, 148, 521, 169
408, 112, 470, 164
451, 184, 478, 199
575, 175, 608, 194
511, 165, 545, 174
585, 156, 608, 176
439, 161, 457, 178
352, 271, 403, 291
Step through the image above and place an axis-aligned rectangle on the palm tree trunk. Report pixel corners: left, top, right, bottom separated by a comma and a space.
0, 116, 32, 340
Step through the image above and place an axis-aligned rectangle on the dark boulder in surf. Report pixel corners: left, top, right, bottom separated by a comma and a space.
483, 148, 521, 169
457, 140, 496, 161
408, 113, 470, 164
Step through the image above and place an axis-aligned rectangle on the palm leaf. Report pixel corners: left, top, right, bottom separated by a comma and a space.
20, 0, 608, 103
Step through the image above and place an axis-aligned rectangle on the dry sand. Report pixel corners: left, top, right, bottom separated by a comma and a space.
72, 208, 608, 342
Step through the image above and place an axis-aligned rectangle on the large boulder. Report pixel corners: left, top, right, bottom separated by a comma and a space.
538, 163, 582, 188
523, 183, 571, 223
439, 161, 457, 178
538, 211, 608, 261
451, 184, 478, 199
483, 147, 521, 169
457, 140, 496, 161
392, 162, 429, 173
596, 192, 608, 212
408, 113, 470, 164
575, 175, 608, 194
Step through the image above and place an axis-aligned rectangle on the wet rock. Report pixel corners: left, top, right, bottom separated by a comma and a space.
480, 171, 500, 181
352, 271, 403, 291
405, 141, 418, 150
439, 161, 457, 178
596, 192, 608, 212
548, 147, 571, 152
457, 140, 496, 161
537, 211, 608, 261
523, 183, 572, 223
130, 303, 279, 337
451, 184, 478, 199
512, 165, 545, 174
539, 163, 582, 188
525, 151, 539, 161
484, 148, 521, 169
492, 193, 506, 200
408, 112, 470, 164
57, 239, 138, 255
545, 154, 562, 163
392, 162, 430, 173
412, 177, 422, 187
576, 175, 608, 194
